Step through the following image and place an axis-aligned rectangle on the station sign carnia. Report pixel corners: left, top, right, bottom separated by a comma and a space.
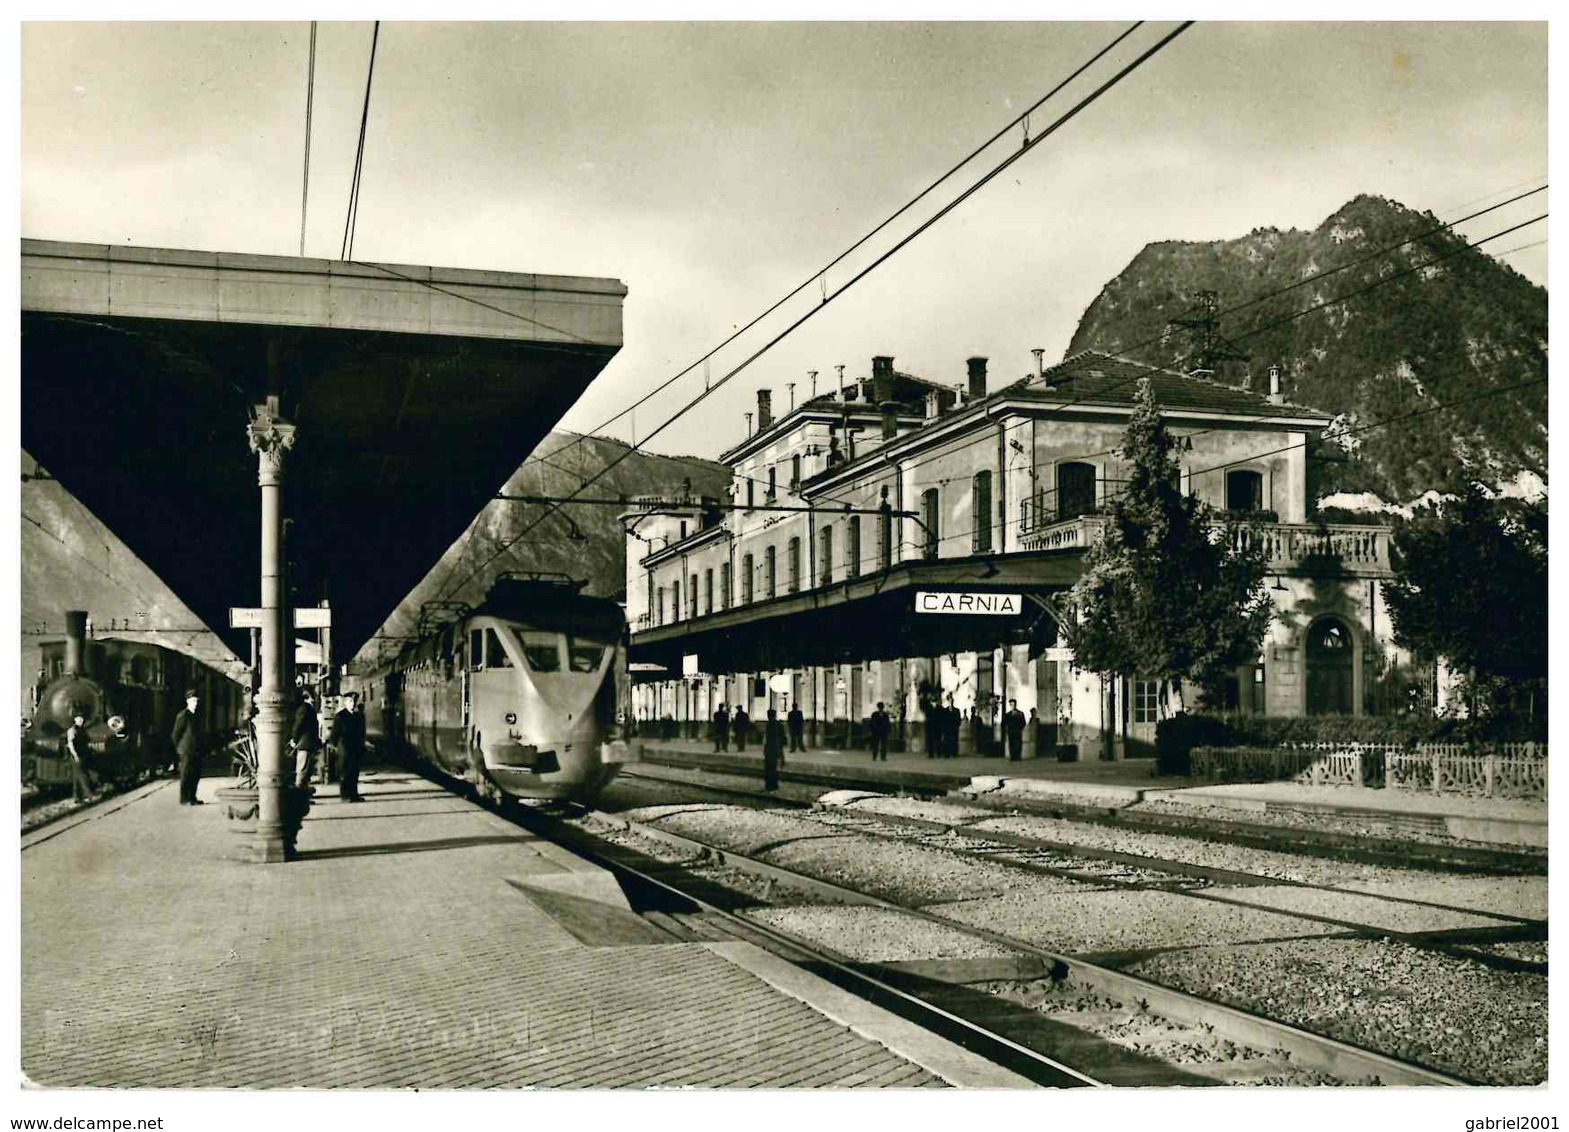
913, 591, 1021, 616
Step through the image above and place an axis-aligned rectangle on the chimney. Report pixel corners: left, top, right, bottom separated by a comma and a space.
967, 357, 988, 400
1267, 364, 1284, 405
925, 390, 942, 420
1031, 348, 1045, 381
871, 356, 898, 439
871, 356, 895, 403
64, 609, 89, 678
756, 389, 773, 431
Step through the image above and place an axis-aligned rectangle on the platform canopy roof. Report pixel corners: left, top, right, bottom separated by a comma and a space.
21, 239, 626, 666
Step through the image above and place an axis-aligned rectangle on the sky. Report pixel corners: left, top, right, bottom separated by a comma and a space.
21, 20, 1550, 466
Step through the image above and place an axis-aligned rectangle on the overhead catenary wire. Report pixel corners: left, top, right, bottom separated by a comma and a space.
532, 179, 1550, 508
426, 21, 1196, 608
299, 21, 317, 258
340, 21, 381, 262
505, 21, 1150, 480
814, 207, 1548, 508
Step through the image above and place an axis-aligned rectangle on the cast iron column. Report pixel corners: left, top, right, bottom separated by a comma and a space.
248, 398, 296, 863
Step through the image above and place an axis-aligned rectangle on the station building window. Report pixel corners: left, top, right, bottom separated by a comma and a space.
791, 453, 801, 490
972, 471, 993, 553
846, 516, 861, 578
820, 525, 834, 585
768, 467, 777, 503
690, 573, 699, 619
1226, 469, 1265, 513
742, 555, 754, 604
787, 537, 801, 593
721, 562, 733, 609
1133, 678, 1160, 724
747, 479, 755, 510
704, 568, 714, 614
1058, 462, 1097, 520
765, 545, 777, 599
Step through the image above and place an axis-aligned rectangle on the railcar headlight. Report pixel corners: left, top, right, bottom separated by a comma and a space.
505, 712, 517, 725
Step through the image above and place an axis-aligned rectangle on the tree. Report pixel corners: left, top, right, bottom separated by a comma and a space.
1384, 485, 1547, 718
1065, 379, 1273, 714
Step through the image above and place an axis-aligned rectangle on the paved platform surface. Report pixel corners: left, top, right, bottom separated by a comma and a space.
20, 767, 1017, 1089
635, 739, 1546, 842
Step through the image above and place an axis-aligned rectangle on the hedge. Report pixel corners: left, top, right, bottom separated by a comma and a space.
1156, 711, 1546, 776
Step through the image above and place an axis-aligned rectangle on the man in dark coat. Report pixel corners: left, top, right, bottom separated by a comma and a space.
732, 705, 751, 752
787, 701, 805, 753
171, 690, 204, 805
1003, 699, 1027, 762
761, 708, 784, 792
289, 688, 321, 792
65, 709, 94, 802
713, 703, 730, 752
333, 692, 367, 802
868, 702, 891, 761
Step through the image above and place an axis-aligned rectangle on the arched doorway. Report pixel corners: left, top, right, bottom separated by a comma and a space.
1305, 617, 1355, 715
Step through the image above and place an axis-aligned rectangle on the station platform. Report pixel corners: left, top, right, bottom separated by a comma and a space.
633, 739, 1548, 848
20, 767, 1030, 1089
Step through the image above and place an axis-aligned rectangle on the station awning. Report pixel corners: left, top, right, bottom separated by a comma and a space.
629, 549, 1084, 676
22, 240, 625, 665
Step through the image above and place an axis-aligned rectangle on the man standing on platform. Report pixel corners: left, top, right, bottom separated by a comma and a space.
713, 702, 730, 752
868, 701, 891, 761
289, 687, 321, 792
65, 708, 94, 803
762, 708, 784, 791
787, 700, 805, 753
334, 692, 366, 802
732, 703, 750, 752
1004, 699, 1027, 762
171, 690, 204, 805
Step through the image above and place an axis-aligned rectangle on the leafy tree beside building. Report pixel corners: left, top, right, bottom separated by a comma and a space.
1065, 379, 1274, 729
1384, 485, 1547, 722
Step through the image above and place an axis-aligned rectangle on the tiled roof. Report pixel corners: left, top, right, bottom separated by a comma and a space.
1010, 351, 1330, 421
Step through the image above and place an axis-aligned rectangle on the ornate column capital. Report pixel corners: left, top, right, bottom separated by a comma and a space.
247, 400, 297, 482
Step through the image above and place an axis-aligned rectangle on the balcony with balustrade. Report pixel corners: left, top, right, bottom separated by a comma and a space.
1016, 498, 1392, 577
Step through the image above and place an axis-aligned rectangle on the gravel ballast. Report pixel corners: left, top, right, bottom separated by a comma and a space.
967, 813, 1546, 918
1199, 885, 1515, 934
744, 905, 1023, 962
1124, 938, 1548, 1085
843, 795, 999, 824
643, 805, 849, 855
937, 888, 1341, 954
760, 833, 1099, 906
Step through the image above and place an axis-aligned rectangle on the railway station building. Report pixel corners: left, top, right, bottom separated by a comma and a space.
623, 351, 1406, 760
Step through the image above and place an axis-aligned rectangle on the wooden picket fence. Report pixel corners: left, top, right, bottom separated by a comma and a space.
1190, 741, 1546, 801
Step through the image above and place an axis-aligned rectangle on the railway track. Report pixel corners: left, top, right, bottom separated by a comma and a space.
612, 767, 1548, 963
595, 766, 1545, 1083
634, 748, 1547, 876
391, 752, 1540, 1086
516, 796, 1465, 1087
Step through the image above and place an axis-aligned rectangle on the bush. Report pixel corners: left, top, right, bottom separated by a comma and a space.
1155, 713, 1236, 776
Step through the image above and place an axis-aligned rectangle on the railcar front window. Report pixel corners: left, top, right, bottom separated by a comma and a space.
569, 644, 607, 673
485, 628, 516, 669
517, 631, 561, 672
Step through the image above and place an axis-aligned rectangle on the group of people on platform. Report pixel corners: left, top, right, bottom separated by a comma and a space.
288, 687, 367, 803
52, 683, 370, 812
696, 694, 1034, 767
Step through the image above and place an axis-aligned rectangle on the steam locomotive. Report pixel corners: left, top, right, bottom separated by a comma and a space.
352, 574, 628, 806
23, 610, 245, 792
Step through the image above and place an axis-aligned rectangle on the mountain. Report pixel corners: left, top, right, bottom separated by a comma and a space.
1067, 195, 1547, 502
354, 431, 730, 669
